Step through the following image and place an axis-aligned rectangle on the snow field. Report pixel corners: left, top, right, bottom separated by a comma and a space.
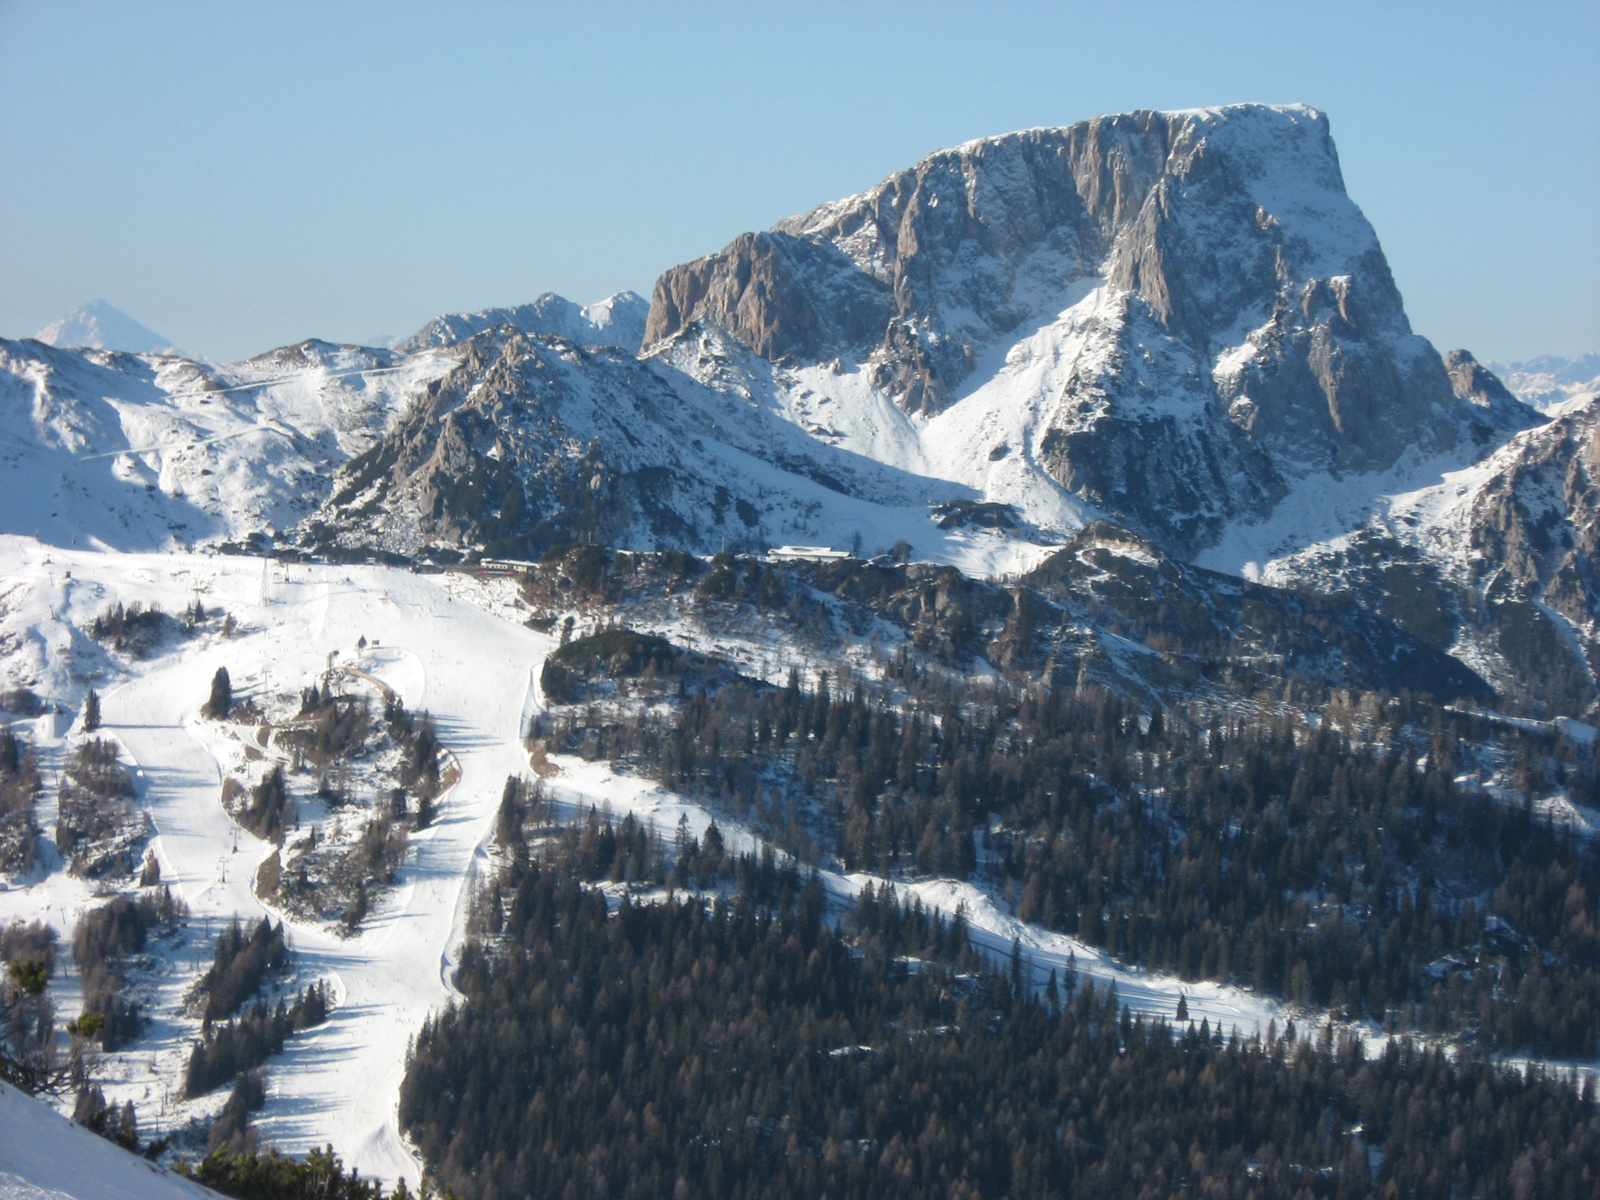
0, 340, 455, 553
0, 1081, 222, 1200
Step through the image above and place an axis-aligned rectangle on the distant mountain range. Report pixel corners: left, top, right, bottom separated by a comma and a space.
1487, 353, 1600, 415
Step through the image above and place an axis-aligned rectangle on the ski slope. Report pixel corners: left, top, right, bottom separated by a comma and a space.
0, 540, 551, 1188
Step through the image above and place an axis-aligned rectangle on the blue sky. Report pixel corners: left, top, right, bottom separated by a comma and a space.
1, 0, 1595, 362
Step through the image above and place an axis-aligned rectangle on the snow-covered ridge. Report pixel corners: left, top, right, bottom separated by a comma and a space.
0, 1082, 222, 1199
0, 336, 456, 551
1253, 394, 1600, 718
646, 102, 1535, 559
396, 291, 649, 354
316, 323, 1054, 578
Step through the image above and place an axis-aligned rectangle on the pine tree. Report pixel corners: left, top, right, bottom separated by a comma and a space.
203, 668, 232, 720
82, 689, 101, 733
495, 776, 526, 852
341, 884, 368, 931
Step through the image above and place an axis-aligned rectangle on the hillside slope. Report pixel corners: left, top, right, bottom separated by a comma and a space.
0, 1082, 221, 1200
1266, 395, 1600, 717
0, 336, 451, 551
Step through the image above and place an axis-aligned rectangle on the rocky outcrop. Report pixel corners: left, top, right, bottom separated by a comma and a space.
1269, 398, 1600, 718
1466, 400, 1600, 713
1442, 348, 1538, 431
308, 328, 949, 561
646, 104, 1531, 556
642, 233, 891, 365
1445, 348, 1517, 409
317, 331, 705, 557
1021, 523, 1489, 703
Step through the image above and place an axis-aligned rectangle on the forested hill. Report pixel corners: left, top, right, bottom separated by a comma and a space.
518, 544, 1600, 1058
399, 833, 1600, 1200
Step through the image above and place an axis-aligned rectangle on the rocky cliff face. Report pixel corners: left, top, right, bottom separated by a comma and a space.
646, 105, 1532, 556
1268, 396, 1600, 717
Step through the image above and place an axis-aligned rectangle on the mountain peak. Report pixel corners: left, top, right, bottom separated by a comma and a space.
645, 102, 1369, 404
397, 291, 650, 354
32, 299, 177, 354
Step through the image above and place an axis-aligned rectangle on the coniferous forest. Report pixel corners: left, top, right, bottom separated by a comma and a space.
400, 833, 1599, 1200
539, 661, 1600, 1057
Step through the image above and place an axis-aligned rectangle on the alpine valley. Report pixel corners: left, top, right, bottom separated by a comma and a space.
2, 104, 1597, 1200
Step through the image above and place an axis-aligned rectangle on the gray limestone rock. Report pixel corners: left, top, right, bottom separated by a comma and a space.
645, 104, 1526, 555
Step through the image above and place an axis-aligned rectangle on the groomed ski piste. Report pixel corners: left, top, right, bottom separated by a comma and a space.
5, 533, 1587, 1194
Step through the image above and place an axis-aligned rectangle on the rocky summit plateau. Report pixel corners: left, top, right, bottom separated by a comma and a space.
3, 103, 1599, 1200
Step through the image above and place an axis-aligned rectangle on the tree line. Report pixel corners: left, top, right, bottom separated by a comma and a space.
184, 983, 329, 1099
0, 724, 40, 874
55, 738, 145, 879
72, 889, 187, 1051
196, 917, 290, 1022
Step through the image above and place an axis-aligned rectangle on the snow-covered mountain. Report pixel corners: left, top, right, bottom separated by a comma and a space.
311, 322, 1061, 575
1264, 394, 1600, 716
325, 104, 1549, 572
0, 336, 451, 550
1, 106, 1533, 567
1, 103, 1592, 711
397, 291, 649, 354
647, 103, 1540, 557
1487, 352, 1600, 416
32, 301, 177, 356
